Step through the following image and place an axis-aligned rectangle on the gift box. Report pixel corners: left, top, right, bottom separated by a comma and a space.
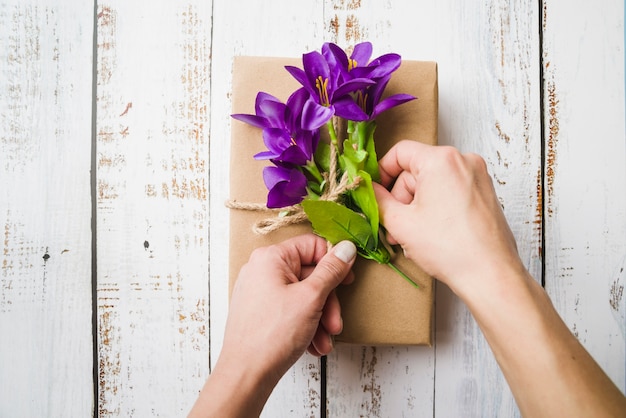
228, 56, 438, 346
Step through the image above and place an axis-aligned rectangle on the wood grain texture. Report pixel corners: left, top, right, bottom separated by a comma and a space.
325, 1, 437, 416
95, 2, 211, 415
208, 1, 327, 416
0, 1, 94, 416
1, 0, 624, 416
542, 0, 626, 392
433, 1, 542, 416
325, 0, 541, 416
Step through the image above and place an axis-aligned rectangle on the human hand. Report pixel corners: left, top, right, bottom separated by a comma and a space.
374, 141, 524, 296
221, 234, 356, 383
188, 234, 356, 418
372, 141, 626, 418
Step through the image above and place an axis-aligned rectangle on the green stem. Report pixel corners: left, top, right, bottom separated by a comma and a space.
326, 120, 339, 145
387, 262, 420, 289
356, 120, 366, 151
304, 160, 324, 184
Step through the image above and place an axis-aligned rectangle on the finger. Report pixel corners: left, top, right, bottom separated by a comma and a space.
373, 182, 409, 244
388, 171, 417, 204
310, 325, 333, 356
303, 265, 354, 285
304, 241, 357, 296
300, 266, 315, 280
275, 233, 331, 272
307, 342, 323, 357
378, 140, 433, 186
341, 269, 355, 285
320, 290, 342, 335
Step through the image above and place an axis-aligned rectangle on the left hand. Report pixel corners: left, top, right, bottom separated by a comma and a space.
221, 234, 356, 383
189, 234, 357, 418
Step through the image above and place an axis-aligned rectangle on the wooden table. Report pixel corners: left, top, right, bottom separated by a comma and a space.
1, 1, 624, 416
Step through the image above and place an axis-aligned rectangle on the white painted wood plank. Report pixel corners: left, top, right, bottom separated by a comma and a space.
324, 1, 436, 416
95, 2, 211, 415
542, 0, 626, 392
208, 1, 327, 416
326, 0, 542, 416
0, 1, 94, 416
433, 1, 543, 415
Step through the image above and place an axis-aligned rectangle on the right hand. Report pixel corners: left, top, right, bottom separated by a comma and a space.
374, 141, 525, 295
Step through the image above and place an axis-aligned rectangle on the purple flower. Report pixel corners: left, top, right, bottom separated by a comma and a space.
323, 42, 402, 81
263, 165, 308, 208
285, 50, 374, 130
322, 42, 415, 120
232, 88, 320, 166
358, 75, 416, 120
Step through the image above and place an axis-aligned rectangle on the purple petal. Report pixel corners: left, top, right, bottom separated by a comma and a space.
323, 43, 347, 65
301, 100, 334, 131
254, 150, 278, 160
371, 94, 417, 119
333, 97, 369, 121
263, 165, 289, 189
257, 100, 287, 129
254, 92, 281, 117
367, 53, 402, 79
323, 43, 350, 80
286, 88, 310, 114
285, 65, 317, 98
263, 166, 308, 208
302, 51, 333, 101
302, 50, 330, 83
350, 42, 373, 67
296, 130, 319, 161
285, 88, 311, 129
276, 146, 309, 166
260, 128, 292, 155
333, 78, 375, 98
365, 76, 391, 112
231, 113, 269, 129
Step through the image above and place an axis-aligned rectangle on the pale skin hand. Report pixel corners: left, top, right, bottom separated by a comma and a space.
374, 140, 626, 417
188, 234, 357, 418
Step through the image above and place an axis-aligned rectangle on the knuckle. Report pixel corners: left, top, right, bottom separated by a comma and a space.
315, 258, 345, 281
436, 146, 465, 168
464, 152, 488, 171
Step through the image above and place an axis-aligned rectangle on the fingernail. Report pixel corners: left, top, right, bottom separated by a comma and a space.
334, 241, 356, 263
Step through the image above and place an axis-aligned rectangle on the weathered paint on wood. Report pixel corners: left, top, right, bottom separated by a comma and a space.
325, 0, 542, 416
209, 1, 327, 415
95, 2, 211, 416
542, 0, 626, 392
325, 1, 437, 416
0, 1, 94, 417
0, 0, 624, 416
434, 1, 543, 416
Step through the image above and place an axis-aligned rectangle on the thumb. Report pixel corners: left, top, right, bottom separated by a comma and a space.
306, 241, 357, 295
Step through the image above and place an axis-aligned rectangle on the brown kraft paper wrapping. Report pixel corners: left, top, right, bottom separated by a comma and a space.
228, 56, 438, 346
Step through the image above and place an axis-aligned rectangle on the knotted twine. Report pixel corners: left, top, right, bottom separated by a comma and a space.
225, 131, 361, 235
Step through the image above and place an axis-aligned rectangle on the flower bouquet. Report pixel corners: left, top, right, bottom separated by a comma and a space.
228, 44, 438, 345
231, 42, 419, 287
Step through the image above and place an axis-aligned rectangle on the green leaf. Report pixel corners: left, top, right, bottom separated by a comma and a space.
349, 170, 380, 244
302, 200, 376, 252
343, 140, 368, 165
314, 141, 331, 173
353, 120, 380, 182
302, 200, 419, 288
363, 125, 380, 182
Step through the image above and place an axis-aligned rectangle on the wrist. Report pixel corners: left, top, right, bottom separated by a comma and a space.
190, 349, 279, 418
447, 256, 532, 309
